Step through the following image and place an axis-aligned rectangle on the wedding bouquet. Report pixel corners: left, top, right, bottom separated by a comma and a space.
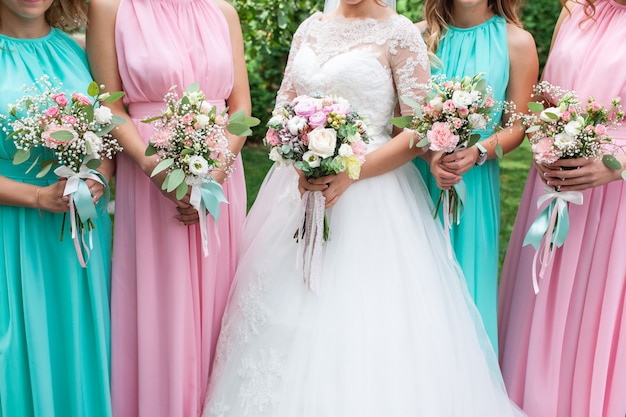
514, 81, 624, 292
392, 73, 500, 234
143, 83, 259, 256
2, 75, 125, 266
265, 94, 370, 291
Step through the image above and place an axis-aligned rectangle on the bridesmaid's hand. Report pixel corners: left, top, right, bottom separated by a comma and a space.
307, 172, 355, 209
428, 152, 462, 191
85, 178, 106, 206
439, 147, 479, 176
38, 180, 71, 213
175, 205, 200, 225
542, 157, 624, 192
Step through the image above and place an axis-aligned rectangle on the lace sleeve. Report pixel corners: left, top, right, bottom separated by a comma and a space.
388, 17, 430, 116
274, 14, 316, 109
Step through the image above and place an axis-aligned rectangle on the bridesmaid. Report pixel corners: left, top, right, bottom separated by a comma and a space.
86, 0, 251, 415
414, 0, 538, 351
0, 0, 112, 416
499, 1, 626, 416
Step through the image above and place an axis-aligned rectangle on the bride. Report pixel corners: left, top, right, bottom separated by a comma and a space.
202, 0, 524, 416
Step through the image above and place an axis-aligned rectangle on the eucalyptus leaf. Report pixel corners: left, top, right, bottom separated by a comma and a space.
400, 96, 422, 111
50, 130, 76, 142
145, 143, 158, 156
25, 155, 41, 174
525, 125, 540, 133
245, 116, 261, 127
86, 158, 102, 170
161, 175, 169, 191
166, 169, 185, 193
36, 160, 54, 178
602, 154, 622, 170
545, 111, 559, 120
96, 124, 115, 137
84, 105, 94, 123
13, 149, 30, 165
105, 91, 125, 103
86, 141, 93, 156
87, 82, 100, 97
416, 137, 430, 148
176, 182, 189, 200
622, 170, 626, 181
390, 116, 412, 129
111, 115, 126, 125
475, 78, 487, 94
185, 82, 200, 93
180, 148, 194, 156
228, 122, 252, 137
150, 158, 174, 177
495, 144, 504, 160
229, 110, 245, 124
527, 102, 545, 113
468, 133, 481, 148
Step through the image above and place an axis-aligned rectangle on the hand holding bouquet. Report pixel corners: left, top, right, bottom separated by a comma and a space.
2, 75, 125, 266
265, 94, 370, 291
143, 83, 259, 256
513, 81, 624, 292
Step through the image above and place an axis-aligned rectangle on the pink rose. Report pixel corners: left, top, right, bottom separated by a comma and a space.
484, 97, 495, 108
45, 106, 60, 118
351, 140, 368, 162
458, 107, 469, 118
52, 93, 69, 107
301, 132, 309, 146
182, 114, 194, 125
62, 115, 78, 125
452, 118, 463, 129
330, 102, 351, 116
585, 125, 595, 133
214, 115, 226, 126
588, 101, 602, 112
442, 100, 456, 113
71, 93, 92, 106
560, 111, 571, 122
294, 97, 319, 117
42, 125, 78, 149
443, 81, 454, 90
308, 111, 328, 128
266, 129, 281, 146
595, 124, 607, 135
427, 122, 459, 153
184, 126, 195, 135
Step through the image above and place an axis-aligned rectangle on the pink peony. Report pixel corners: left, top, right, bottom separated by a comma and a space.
45, 106, 60, 118
266, 129, 281, 146
308, 111, 328, 128
51, 93, 68, 107
42, 125, 78, 149
71, 93, 92, 106
293, 97, 319, 117
427, 122, 459, 152
595, 124, 607, 135
442, 100, 456, 113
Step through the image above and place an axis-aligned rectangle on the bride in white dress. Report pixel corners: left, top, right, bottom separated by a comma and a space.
202, 1, 524, 416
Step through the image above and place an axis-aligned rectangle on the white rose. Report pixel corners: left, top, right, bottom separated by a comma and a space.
94, 106, 113, 124
269, 147, 288, 165
196, 114, 210, 128
564, 117, 584, 137
346, 132, 361, 143
338, 143, 353, 157
287, 116, 307, 135
540, 107, 560, 123
467, 113, 487, 130
84, 131, 103, 152
451, 90, 473, 108
302, 151, 321, 168
470, 90, 481, 102
429, 96, 444, 111
308, 127, 337, 158
200, 101, 214, 115
188, 155, 209, 176
553, 132, 576, 150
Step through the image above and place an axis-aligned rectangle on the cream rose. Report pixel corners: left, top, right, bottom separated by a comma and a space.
94, 106, 113, 124
451, 90, 473, 108
540, 107, 560, 123
308, 127, 337, 158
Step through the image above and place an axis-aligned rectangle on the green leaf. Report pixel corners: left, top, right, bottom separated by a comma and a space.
185, 82, 200, 93
50, 130, 76, 142
83, 105, 94, 123
105, 91, 125, 103
175, 182, 189, 200
229, 110, 245, 124
13, 149, 30, 165
166, 169, 185, 192
111, 115, 126, 125
527, 102, 545, 113
161, 175, 169, 191
145, 143, 158, 156
277, 10, 287, 29
180, 148, 194, 156
602, 154, 622, 170
416, 137, 430, 148
86, 158, 102, 170
475, 78, 487, 94
25, 155, 40, 174
96, 124, 115, 137
244, 116, 261, 127
495, 143, 504, 160
390, 116, 412, 129
36, 160, 55, 178
468, 133, 481, 148
622, 170, 626, 181
545, 111, 559, 120
400, 96, 422, 111
87, 81, 100, 97
150, 158, 174, 177
525, 125, 540, 133
228, 122, 253, 137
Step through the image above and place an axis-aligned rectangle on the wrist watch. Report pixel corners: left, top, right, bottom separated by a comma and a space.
474, 143, 488, 166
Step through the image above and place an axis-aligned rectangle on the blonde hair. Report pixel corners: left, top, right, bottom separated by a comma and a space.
562, 0, 598, 20
423, 0, 523, 54
1, 0, 87, 32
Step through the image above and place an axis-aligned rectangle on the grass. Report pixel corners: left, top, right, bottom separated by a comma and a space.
240, 141, 533, 272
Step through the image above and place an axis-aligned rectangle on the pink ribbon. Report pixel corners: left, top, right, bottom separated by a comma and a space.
296, 191, 326, 293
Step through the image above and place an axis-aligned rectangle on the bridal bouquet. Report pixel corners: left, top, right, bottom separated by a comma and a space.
514, 81, 624, 292
392, 73, 500, 236
143, 83, 259, 256
2, 75, 125, 266
265, 94, 370, 291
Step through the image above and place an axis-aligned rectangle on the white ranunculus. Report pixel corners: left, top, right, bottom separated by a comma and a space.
200, 101, 213, 115
196, 114, 210, 128
468, 113, 487, 130
302, 150, 321, 168
539, 107, 560, 123
338, 143, 354, 157
451, 90, 473, 108
308, 127, 337, 158
553, 132, 576, 150
94, 106, 113, 124
287, 116, 307, 135
188, 155, 209, 176
564, 117, 584, 137
84, 131, 103, 152
429, 96, 444, 111
269, 147, 288, 165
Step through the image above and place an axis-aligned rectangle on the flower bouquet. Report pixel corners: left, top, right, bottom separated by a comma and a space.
2, 75, 125, 266
512, 81, 624, 292
392, 73, 499, 242
265, 94, 369, 292
143, 83, 259, 256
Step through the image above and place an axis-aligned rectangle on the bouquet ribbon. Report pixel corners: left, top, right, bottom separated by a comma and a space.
190, 181, 228, 257
54, 163, 105, 268
296, 190, 326, 293
440, 179, 467, 259
523, 186, 583, 293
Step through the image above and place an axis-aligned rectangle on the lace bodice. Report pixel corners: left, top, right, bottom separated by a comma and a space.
276, 12, 430, 148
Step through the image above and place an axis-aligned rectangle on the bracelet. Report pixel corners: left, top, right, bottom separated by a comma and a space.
35, 187, 41, 209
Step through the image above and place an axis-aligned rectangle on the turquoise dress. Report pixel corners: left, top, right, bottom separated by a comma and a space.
414, 15, 509, 352
0, 29, 112, 417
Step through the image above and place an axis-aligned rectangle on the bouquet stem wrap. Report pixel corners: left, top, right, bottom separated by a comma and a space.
297, 191, 326, 293
189, 181, 228, 257
523, 186, 583, 293
54, 164, 105, 268
437, 179, 467, 259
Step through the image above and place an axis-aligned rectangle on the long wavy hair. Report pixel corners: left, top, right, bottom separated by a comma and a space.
423, 0, 523, 54
0, 0, 87, 32
562, 0, 598, 20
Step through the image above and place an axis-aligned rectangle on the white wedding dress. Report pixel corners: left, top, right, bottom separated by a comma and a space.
203, 12, 524, 417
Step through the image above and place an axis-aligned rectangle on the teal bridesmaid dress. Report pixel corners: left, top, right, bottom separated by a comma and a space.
0, 29, 112, 417
414, 15, 509, 352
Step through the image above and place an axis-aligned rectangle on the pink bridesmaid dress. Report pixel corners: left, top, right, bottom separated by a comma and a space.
111, 0, 246, 416
498, 1, 626, 416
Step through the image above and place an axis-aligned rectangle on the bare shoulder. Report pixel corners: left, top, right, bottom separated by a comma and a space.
414, 20, 427, 34
88, 0, 121, 17
213, 0, 241, 26
506, 23, 537, 57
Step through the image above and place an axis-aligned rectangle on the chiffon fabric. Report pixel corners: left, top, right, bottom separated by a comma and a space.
414, 15, 509, 353
111, 0, 245, 416
0, 29, 112, 417
499, 2, 626, 416
201, 13, 523, 417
